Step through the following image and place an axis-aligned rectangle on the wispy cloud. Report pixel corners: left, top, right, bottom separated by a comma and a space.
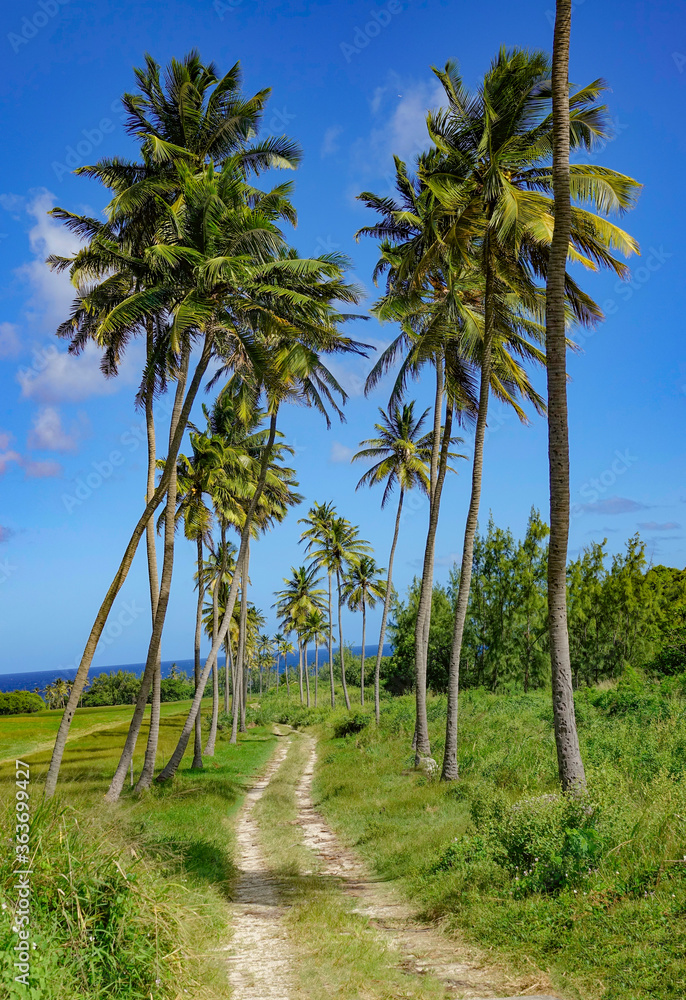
22, 458, 62, 478
638, 521, 681, 531
0, 322, 21, 359
321, 125, 343, 158
27, 406, 87, 451
0, 525, 14, 544
577, 496, 649, 516
329, 442, 354, 464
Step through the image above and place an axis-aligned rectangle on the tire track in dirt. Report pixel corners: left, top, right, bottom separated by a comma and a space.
294, 733, 561, 1000
222, 735, 294, 1000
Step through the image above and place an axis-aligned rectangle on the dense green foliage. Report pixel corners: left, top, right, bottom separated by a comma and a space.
0, 690, 45, 715
386, 511, 686, 693
307, 684, 686, 1000
79, 666, 203, 707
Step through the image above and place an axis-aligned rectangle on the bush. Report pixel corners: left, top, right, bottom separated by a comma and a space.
333, 710, 371, 738
0, 690, 45, 714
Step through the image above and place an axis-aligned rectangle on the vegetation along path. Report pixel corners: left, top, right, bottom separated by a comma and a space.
236, 729, 560, 1000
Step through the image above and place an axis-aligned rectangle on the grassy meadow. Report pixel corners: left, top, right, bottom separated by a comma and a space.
0, 702, 276, 999
251, 681, 686, 1000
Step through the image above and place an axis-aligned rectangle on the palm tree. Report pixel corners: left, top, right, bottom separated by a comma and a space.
272, 631, 284, 693
342, 557, 387, 706
44, 52, 305, 799
546, 1, 586, 790
274, 565, 327, 706
257, 633, 273, 693
330, 518, 372, 710
301, 609, 328, 707
353, 402, 435, 722
420, 51, 640, 781
299, 502, 338, 706
281, 638, 294, 697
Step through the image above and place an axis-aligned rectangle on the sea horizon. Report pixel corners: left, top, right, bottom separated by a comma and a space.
0, 644, 393, 694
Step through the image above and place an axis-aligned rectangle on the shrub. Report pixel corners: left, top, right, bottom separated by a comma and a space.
0, 690, 45, 714
333, 710, 372, 738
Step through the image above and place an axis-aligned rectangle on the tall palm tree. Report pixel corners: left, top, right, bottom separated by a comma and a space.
274, 564, 327, 706
546, 1, 586, 790
301, 609, 328, 707
420, 51, 640, 781
353, 402, 438, 722
44, 51, 306, 798
330, 518, 372, 710
272, 631, 284, 693
299, 502, 339, 706
342, 556, 387, 706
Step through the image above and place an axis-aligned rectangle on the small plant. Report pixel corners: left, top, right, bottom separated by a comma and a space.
333, 710, 371, 738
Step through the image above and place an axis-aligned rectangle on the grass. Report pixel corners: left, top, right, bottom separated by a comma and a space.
0, 699, 196, 764
253, 730, 451, 1000
297, 686, 686, 1000
0, 700, 277, 999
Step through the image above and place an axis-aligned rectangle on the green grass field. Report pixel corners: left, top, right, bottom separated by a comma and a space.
0, 701, 277, 999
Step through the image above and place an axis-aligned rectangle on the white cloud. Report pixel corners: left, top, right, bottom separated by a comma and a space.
321, 126, 343, 158
351, 75, 446, 186
28, 406, 86, 451
0, 323, 21, 359
18, 340, 140, 404
0, 430, 12, 451
0, 450, 21, 475
22, 457, 62, 478
329, 442, 355, 464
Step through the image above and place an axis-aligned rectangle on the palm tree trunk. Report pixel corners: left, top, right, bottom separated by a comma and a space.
337, 569, 351, 711
314, 642, 318, 707
205, 564, 220, 755
285, 646, 290, 697
304, 640, 310, 707
226, 637, 233, 711
239, 538, 250, 734
374, 490, 404, 725
546, 0, 586, 792
298, 641, 304, 704
360, 598, 366, 706
192, 533, 204, 768
156, 413, 278, 781
442, 252, 495, 780
104, 351, 189, 803
327, 572, 335, 707
136, 364, 162, 792
414, 401, 453, 762
275, 651, 279, 693
44, 336, 214, 798
230, 554, 248, 745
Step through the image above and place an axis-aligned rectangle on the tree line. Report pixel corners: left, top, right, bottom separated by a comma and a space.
41, 10, 645, 800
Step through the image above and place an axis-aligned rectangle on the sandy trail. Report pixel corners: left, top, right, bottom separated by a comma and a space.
222, 735, 294, 1000
294, 733, 560, 1000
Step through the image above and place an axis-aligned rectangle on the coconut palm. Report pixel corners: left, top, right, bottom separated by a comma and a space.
298, 502, 339, 706
329, 518, 372, 711
420, 50, 640, 781
274, 564, 327, 706
44, 51, 306, 798
272, 631, 285, 693
353, 401, 439, 722
301, 609, 328, 707
342, 556, 387, 706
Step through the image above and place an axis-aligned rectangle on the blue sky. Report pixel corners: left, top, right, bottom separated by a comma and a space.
0, 0, 684, 675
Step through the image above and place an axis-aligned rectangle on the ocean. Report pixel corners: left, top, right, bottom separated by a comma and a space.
0, 645, 393, 694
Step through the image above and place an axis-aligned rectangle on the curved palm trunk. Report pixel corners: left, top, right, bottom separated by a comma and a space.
374, 490, 404, 725
442, 260, 495, 780
192, 534, 205, 768
45, 336, 213, 798
414, 401, 453, 762
275, 651, 279, 693
360, 599, 366, 706
104, 370, 186, 803
240, 538, 250, 734
304, 639, 310, 707
337, 569, 351, 711
230, 553, 248, 744
285, 647, 290, 698
327, 572, 335, 707
204, 559, 221, 756
136, 374, 162, 792
156, 413, 278, 781
226, 637, 233, 710
547, 0, 586, 792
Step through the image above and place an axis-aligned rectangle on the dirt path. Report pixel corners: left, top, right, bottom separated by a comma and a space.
294, 734, 560, 1000
222, 735, 294, 1000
